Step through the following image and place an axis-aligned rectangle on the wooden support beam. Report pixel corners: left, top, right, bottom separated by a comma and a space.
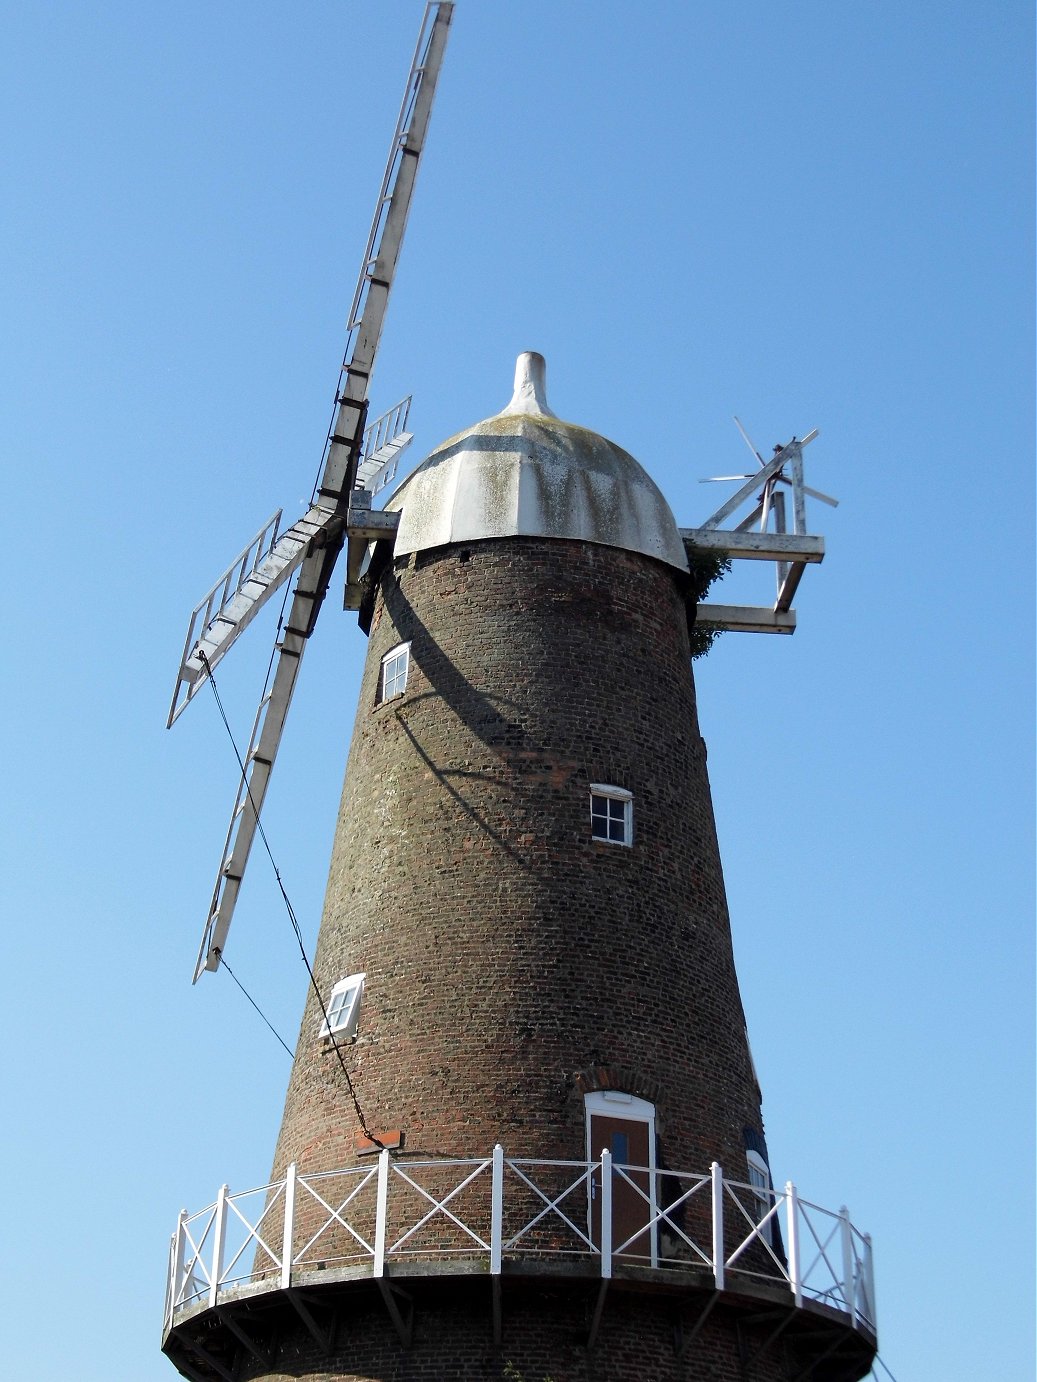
376, 1278, 413, 1347
491, 1275, 502, 1345
744, 1309, 795, 1371
789, 1324, 856, 1381
675, 1292, 719, 1360
217, 1310, 273, 1368
695, 604, 797, 634
167, 1350, 208, 1382
775, 561, 807, 613
587, 1280, 609, 1349
182, 1339, 235, 1382
285, 1288, 333, 1354
681, 530, 824, 564
346, 507, 401, 541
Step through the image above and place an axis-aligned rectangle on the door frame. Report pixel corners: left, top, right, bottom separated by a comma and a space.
585, 1090, 658, 1267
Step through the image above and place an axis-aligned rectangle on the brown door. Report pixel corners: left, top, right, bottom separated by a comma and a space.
589, 1113, 653, 1260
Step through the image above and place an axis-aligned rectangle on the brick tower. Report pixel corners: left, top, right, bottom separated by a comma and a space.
163, 355, 877, 1382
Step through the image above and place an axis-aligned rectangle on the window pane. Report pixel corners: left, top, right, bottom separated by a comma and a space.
328, 985, 357, 1029
381, 647, 409, 701
591, 790, 631, 844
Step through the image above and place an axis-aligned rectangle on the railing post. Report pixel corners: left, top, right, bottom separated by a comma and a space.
209, 1184, 229, 1309
373, 1148, 390, 1277
711, 1162, 724, 1291
280, 1164, 296, 1290
785, 1181, 802, 1308
490, 1145, 504, 1276
863, 1232, 876, 1326
840, 1206, 857, 1327
170, 1210, 187, 1317
600, 1149, 612, 1280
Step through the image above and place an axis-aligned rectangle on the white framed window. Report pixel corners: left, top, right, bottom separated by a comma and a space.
746, 1148, 771, 1217
320, 972, 365, 1039
379, 642, 410, 702
589, 784, 633, 846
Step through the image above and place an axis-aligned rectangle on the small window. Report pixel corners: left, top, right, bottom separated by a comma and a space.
746, 1149, 771, 1216
379, 642, 410, 702
590, 784, 633, 846
320, 973, 365, 1039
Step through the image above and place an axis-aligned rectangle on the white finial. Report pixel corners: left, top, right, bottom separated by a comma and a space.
502, 351, 557, 418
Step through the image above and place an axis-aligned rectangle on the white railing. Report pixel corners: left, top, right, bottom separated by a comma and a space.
164, 1151, 875, 1337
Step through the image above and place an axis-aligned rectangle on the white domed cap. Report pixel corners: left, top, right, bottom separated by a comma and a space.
387, 353, 689, 572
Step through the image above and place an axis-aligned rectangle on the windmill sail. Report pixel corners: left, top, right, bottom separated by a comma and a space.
193, 534, 340, 981
167, 505, 343, 727
190, 1, 454, 979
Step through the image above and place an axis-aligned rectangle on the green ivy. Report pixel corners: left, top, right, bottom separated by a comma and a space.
685, 548, 731, 660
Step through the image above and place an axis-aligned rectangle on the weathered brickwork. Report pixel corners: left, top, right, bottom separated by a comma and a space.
236, 1283, 794, 1382
271, 536, 764, 1183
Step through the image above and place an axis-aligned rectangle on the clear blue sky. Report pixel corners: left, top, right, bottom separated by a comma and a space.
1, 3, 1032, 1379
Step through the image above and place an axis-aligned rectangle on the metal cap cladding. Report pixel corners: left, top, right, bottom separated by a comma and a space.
386, 353, 690, 571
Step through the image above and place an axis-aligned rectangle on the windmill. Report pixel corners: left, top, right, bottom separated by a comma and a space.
159, 13, 878, 1378
166, 2, 453, 983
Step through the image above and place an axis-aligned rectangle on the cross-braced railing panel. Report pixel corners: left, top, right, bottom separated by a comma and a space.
795, 1194, 874, 1328
386, 1157, 493, 1258
503, 1158, 597, 1255
165, 1153, 874, 1338
616, 1166, 713, 1269
723, 1176, 792, 1283
170, 1201, 220, 1313
219, 1181, 287, 1288
292, 1165, 379, 1269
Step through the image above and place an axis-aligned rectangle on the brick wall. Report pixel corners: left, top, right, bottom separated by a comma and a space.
270, 535, 764, 1186
236, 1281, 794, 1382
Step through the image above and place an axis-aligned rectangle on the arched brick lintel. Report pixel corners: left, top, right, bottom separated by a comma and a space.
574, 1065, 665, 1109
